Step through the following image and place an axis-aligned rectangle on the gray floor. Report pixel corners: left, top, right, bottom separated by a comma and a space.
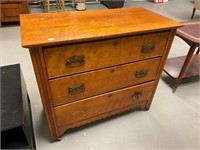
1, 0, 200, 149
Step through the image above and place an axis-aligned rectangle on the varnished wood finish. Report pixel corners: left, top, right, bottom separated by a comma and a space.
58, 101, 147, 136
29, 48, 59, 141
20, 8, 181, 48
145, 29, 177, 110
50, 58, 161, 106
44, 32, 169, 78
55, 82, 155, 130
0, 0, 29, 23
20, 8, 181, 141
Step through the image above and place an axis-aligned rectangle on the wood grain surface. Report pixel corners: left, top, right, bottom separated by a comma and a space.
44, 31, 169, 78
54, 81, 155, 128
50, 58, 161, 106
20, 7, 182, 47
20, 8, 182, 141
57, 101, 147, 136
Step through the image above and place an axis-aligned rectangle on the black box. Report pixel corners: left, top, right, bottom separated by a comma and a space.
1, 64, 36, 149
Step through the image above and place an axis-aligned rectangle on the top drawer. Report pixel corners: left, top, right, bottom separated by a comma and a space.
43, 31, 170, 78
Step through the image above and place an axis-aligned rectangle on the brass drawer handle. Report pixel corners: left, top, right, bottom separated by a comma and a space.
68, 84, 85, 95
132, 92, 142, 100
65, 55, 85, 68
135, 69, 148, 78
141, 43, 155, 53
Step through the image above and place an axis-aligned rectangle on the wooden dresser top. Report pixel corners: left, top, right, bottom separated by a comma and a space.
20, 7, 182, 48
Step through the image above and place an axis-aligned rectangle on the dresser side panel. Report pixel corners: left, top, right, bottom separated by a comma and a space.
145, 29, 177, 110
29, 48, 59, 141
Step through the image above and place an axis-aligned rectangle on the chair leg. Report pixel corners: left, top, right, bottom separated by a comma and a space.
173, 43, 198, 93
191, 8, 196, 19
57, 0, 65, 11
43, 0, 50, 12
60, 0, 65, 11
47, 0, 50, 12
196, 47, 200, 54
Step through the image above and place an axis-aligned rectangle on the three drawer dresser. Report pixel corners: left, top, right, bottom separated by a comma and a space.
20, 8, 182, 141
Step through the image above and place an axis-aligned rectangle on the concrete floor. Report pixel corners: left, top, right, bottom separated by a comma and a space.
1, 0, 200, 149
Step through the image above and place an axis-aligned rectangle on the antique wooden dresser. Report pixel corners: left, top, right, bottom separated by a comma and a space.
20, 8, 181, 141
0, 0, 29, 25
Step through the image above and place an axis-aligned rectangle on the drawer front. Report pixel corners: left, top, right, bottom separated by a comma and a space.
54, 81, 155, 127
50, 58, 161, 106
43, 31, 169, 78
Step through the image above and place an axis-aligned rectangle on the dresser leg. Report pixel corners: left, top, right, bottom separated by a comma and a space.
172, 87, 177, 93
55, 137, 62, 142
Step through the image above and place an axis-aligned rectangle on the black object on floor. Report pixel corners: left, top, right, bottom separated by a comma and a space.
1, 64, 36, 149
100, 0, 125, 9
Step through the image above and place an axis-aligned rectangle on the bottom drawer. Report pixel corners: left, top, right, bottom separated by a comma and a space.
54, 81, 155, 128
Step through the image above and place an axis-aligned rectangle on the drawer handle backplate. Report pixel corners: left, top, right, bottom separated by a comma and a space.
65, 55, 85, 68
141, 43, 155, 53
68, 84, 85, 95
135, 69, 148, 78
132, 92, 142, 100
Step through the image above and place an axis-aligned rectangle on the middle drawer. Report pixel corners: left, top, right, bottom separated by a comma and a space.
49, 57, 161, 106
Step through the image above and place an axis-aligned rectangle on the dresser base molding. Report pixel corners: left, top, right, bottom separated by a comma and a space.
57, 101, 148, 138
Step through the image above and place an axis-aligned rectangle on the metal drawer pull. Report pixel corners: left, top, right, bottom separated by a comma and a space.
135, 69, 148, 78
141, 43, 155, 53
68, 84, 85, 95
113, 41, 119, 46
65, 55, 85, 68
132, 92, 142, 100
